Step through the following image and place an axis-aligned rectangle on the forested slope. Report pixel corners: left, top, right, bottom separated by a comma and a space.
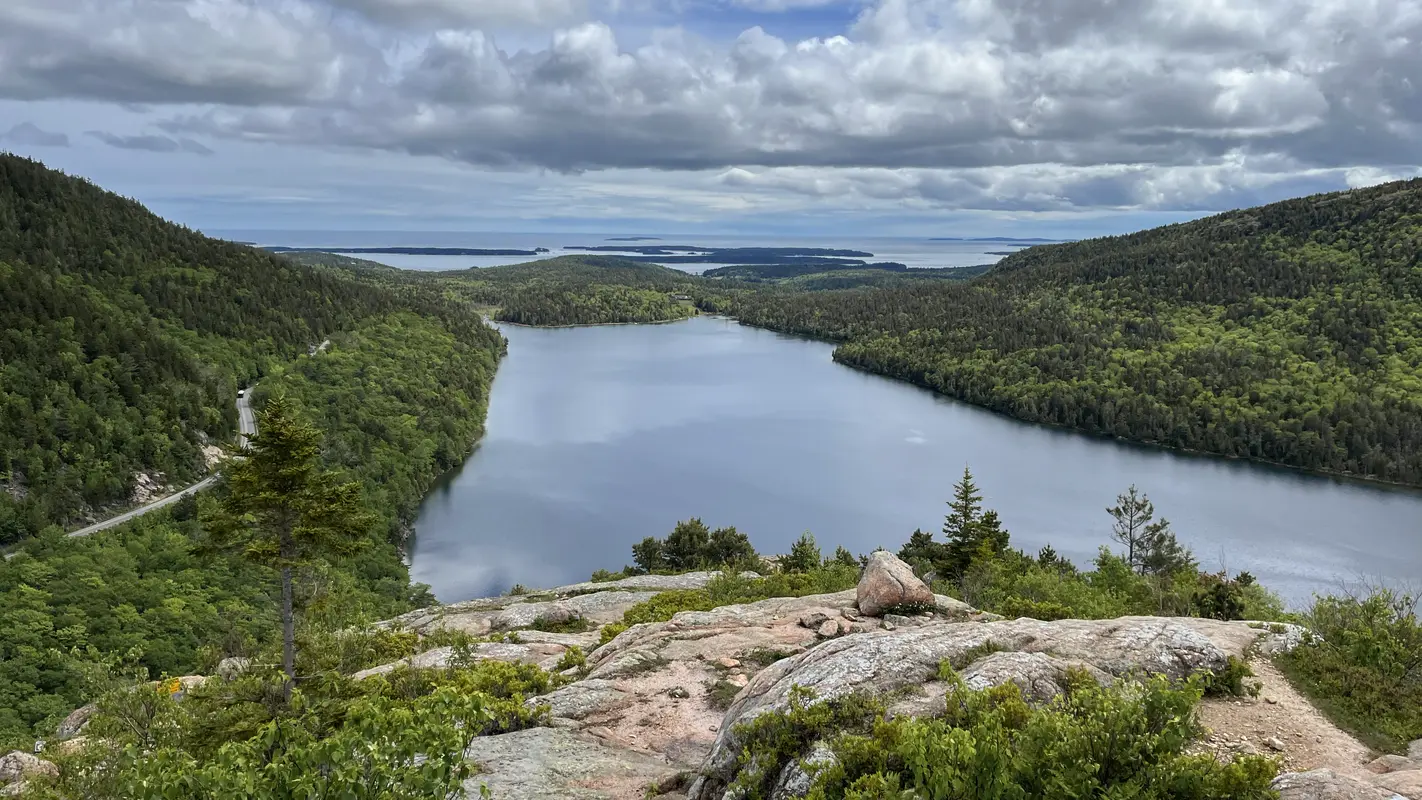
0, 154, 464, 541
440, 255, 700, 326
0, 159, 507, 748
713, 180, 1422, 484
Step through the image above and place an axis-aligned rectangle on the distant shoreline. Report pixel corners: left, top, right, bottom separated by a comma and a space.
263, 246, 551, 256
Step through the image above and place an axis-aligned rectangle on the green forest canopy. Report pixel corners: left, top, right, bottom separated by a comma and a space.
0, 154, 496, 543
700, 180, 1422, 485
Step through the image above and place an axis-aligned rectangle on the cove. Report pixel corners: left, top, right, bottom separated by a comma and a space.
410, 315, 1422, 605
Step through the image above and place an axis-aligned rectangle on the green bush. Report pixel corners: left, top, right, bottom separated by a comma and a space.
617, 566, 862, 627
723, 673, 1277, 800
30, 685, 494, 800
1277, 589, 1422, 753
598, 622, 630, 647
631, 518, 761, 574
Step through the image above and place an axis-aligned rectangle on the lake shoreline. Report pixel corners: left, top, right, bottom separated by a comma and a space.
481, 312, 1422, 494
493, 314, 698, 330
699, 315, 1422, 495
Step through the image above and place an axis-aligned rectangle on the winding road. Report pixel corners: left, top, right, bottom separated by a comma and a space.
62, 390, 257, 540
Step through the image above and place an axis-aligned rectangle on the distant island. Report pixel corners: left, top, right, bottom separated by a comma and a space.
564, 245, 877, 266
704, 261, 913, 279
929, 237, 1059, 243
263, 246, 551, 256
605, 236, 662, 241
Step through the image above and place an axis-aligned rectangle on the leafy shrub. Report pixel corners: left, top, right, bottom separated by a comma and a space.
530, 615, 592, 634
722, 673, 1278, 800
555, 646, 587, 673
618, 566, 861, 627
33, 685, 494, 800
631, 518, 761, 574
1201, 656, 1259, 698
943, 640, 1006, 672
598, 622, 629, 647
1277, 588, 1422, 753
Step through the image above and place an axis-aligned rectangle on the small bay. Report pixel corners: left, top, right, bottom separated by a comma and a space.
410, 316, 1422, 605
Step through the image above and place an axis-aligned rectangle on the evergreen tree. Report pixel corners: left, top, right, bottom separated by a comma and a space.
631, 537, 666, 573
942, 466, 983, 543
782, 532, 822, 573
205, 396, 371, 701
940, 467, 1008, 578
1107, 486, 1156, 573
832, 545, 859, 568
663, 518, 712, 570
898, 528, 940, 566
1140, 520, 1196, 576
706, 525, 757, 568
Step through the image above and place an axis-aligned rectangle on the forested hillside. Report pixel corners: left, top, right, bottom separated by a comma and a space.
0, 154, 480, 542
441, 255, 700, 326
0, 157, 508, 748
708, 180, 1422, 484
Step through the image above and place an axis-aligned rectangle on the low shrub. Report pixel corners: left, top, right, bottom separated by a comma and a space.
1277, 588, 1422, 753
618, 566, 862, 627
598, 622, 630, 647
723, 672, 1278, 800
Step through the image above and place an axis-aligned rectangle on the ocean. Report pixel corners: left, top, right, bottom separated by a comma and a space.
208, 230, 1048, 272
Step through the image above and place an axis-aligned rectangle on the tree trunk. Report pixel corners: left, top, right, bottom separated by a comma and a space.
281, 564, 295, 703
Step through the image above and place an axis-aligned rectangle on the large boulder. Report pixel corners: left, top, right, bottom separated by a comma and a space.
855, 551, 934, 617
0, 751, 58, 786
462, 727, 680, 800
1271, 770, 1399, 800
1368, 754, 1418, 774
550, 572, 759, 595
689, 616, 1251, 799
1372, 769, 1422, 798
351, 640, 574, 680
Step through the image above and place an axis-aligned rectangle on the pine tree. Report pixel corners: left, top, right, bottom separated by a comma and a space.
1107, 485, 1155, 573
1139, 518, 1196, 576
941, 467, 1003, 578
942, 466, 982, 543
782, 532, 822, 573
664, 518, 711, 570
205, 395, 371, 701
898, 528, 940, 566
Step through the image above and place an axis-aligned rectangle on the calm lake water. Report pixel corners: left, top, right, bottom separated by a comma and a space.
410, 316, 1422, 606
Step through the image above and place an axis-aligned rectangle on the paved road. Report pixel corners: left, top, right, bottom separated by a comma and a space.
61, 390, 257, 540
237, 389, 256, 449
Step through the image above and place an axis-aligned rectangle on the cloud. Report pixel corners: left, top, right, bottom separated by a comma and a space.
0, 0, 369, 105
5, 0, 1422, 217
326, 0, 585, 27
87, 131, 215, 155
2, 121, 69, 147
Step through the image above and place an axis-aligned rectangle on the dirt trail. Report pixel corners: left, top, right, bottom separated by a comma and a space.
1195, 656, 1374, 776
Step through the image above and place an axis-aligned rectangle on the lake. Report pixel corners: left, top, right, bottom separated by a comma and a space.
409, 316, 1422, 606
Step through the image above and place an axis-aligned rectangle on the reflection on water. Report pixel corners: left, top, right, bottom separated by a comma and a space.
411, 316, 1422, 605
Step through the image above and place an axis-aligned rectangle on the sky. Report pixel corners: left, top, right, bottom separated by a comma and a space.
1, 0, 1420, 238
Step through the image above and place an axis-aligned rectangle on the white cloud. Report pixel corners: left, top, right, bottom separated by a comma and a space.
326, 0, 585, 28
